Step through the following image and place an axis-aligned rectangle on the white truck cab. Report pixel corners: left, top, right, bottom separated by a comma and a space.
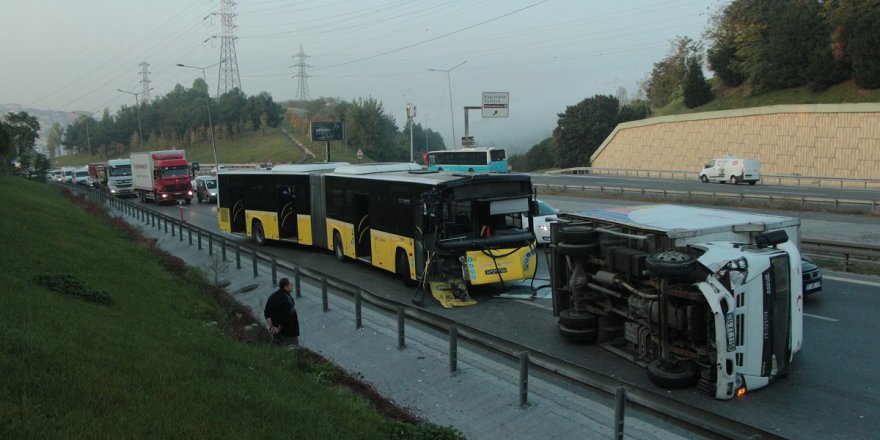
550, 205, 803, 399
699, 156, 760, 185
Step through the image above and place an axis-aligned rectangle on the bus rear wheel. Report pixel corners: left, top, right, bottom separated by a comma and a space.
252, 221, 266, 246
333, 232, 346, 262
397, 250, 417, 287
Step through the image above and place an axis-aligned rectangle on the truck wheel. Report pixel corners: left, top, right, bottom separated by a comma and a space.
396, 250, 417, 287
185, 198, 191, 205
139, 191, 146, 203
333, 232, 346, 262
558, 309, 598, 329
700, 175, 708, 183
252, 221, 266, 246
729, 175, 739, 185
556, 242, 598, 258
647, 360, 700, 389
647, 251, 696, 276
556, 225, 597, 244
558, 324, 598, 343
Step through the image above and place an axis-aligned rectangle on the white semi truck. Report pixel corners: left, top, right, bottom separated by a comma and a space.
549, 204, 804, 399
106, 159, 135, 197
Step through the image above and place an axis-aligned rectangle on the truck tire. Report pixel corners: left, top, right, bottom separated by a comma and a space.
559, 324, 598, 343
558, 309, 598, 329
647, 360, 700, 389
185, 198, 191, 205
252, 221, 266, 246
556, 225, 597, 244
556, 242, 598, 258
647, 251, 696, 276
139, 191, 146, 203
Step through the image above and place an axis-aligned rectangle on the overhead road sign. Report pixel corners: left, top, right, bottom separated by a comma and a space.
482, 92, 509, 118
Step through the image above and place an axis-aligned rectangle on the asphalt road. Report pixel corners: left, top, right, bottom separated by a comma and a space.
145, 196, 879, 440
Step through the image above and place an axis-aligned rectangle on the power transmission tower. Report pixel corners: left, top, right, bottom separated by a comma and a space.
139, 62, 152, 103
292, 43, 311, 101
216, 0, 241, 96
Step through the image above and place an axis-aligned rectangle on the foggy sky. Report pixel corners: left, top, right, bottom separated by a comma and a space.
0, 0, 720, 152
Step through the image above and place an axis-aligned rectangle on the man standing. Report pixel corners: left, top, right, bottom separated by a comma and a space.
264, 278, 299, 346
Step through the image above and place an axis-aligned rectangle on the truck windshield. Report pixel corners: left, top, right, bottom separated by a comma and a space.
161, 165, 189, 177
109, 165, 132, 177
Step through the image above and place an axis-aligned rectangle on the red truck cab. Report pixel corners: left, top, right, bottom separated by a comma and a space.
131, 150, 193, 204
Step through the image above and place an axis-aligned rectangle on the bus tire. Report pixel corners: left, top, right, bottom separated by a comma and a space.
252, 220, 266, 246
647, 360, 700, 389
467, 168, 474, 173
333, 232, 346, 262
397, 250, 417, 287
437, 167, 443, 171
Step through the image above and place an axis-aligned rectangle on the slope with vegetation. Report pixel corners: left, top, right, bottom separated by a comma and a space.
0, 176, 463, 439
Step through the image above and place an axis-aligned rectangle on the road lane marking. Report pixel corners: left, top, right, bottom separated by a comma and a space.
804, 313, 838, 322
823, 275, 880, 287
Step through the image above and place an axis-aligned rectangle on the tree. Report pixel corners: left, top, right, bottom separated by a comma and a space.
344, 97, 403, 161
824, 0, 880, 89
46, 122, 64, 160
645, 36, 701, 108
2, 112, 40, 165
509, 137, 557, 172
0, 122, 11, 172
683, 57, 714, 108
554, 95, 621, 168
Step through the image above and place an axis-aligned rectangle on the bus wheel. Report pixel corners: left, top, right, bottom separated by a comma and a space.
253, 221, 266, 246
333, 232, 346, 262
397, 251, 417, 287
647, 360, 700, 389
467, 168, 474, 173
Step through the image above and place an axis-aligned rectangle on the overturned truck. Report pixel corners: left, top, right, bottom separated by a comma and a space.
549, 204, 804, 399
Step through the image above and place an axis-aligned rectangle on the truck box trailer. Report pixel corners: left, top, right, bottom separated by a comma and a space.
549, 204, 803, 399
131, 151, 192, 204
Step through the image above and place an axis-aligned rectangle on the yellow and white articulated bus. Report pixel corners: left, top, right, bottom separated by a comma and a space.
217, 162, 539, 307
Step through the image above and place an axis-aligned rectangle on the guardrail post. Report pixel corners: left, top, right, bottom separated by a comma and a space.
614, 387, 626, 440
294, 267, 301, 298
208, 234, 213, 256
221, 238, 227, 261
235, 245, 241, 270
170, 218, 175, 237
321, 278, 329, 312
252, 251, 258, 278
397, 307, 406, 350
164, 217, 168, 234
271, 257, 277, 286
519, 351, 529, 408
151, 212, 156, 228
355, 290, 362, 329
801, 197, 806, 209
844, 253, 850, 272
178, 222, 182, 241
188, 225, 192, 245
198, 229, 202, 250
449, 325, 458, 375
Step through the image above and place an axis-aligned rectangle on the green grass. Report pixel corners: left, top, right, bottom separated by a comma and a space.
0, 177, 461, 439
652, 79, 880, 117
54, 126, 376, 167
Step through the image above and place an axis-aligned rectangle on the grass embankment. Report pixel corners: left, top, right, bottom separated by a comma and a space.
653, 79, 880, 117
55, 124, 375, 168
0, 177, 461, 439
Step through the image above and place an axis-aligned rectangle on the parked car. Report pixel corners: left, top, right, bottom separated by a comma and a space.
524, 199, 558, 244
802, 255, 822, 295
193, 175, 218, 203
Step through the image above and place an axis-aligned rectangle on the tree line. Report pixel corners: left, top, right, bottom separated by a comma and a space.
512, 0, 879, 171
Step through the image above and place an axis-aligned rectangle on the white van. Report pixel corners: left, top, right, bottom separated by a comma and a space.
699, 156, 760, 185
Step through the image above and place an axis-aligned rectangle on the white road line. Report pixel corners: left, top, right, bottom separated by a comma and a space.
804, 313, 839, 322
824, 275, 880, 288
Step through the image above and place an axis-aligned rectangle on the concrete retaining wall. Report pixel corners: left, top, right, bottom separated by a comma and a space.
590, 103, 880, 178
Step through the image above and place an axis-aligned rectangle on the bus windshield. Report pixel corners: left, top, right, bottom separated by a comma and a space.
427, 149, 508, 173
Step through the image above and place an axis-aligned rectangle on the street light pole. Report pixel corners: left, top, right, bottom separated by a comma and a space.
73, 111, 93, 163
177, 61, 223, 172
428, 60, 466, 149
117, 89, 144, 151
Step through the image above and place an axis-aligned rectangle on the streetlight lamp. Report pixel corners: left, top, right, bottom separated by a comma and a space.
73, 111, 94, 163
117, 89, 145, 151
428, 60, 466, 149
176, 61, 223, 172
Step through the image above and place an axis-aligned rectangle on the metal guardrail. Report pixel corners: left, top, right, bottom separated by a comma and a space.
548, 167, 880, 190
802, 239, 880, 272
71, 183, 869, 439
534, 183, 880, 215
